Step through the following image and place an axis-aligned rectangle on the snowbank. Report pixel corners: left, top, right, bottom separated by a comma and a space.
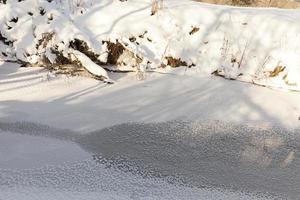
1, 0, 300, 90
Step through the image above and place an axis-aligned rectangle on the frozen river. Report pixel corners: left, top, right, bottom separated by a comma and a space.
0, 121, 299, 200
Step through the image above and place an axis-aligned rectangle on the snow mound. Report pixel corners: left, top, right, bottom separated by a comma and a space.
70, 50, 109, 79
1, 0, 300, 90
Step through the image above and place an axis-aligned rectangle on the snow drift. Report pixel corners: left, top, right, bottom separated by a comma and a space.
1, 0, 300, 90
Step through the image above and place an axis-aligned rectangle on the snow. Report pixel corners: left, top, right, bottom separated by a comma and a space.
1, 53, 300, 200
1, 61, 300, 131
0, 131, 90, 169
1, 0, 300, 90
70, 49, 109, 79
1, 1, 300, 199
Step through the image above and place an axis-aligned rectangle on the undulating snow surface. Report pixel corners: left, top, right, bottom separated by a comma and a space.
1, 56, 300, 199
1, 0, 300, 90
1, 62, 300, 131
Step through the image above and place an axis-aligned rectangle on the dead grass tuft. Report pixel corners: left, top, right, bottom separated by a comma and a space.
36, 32, 55, 49
189, 27, 200, 35
106, 41, 126, 65
165, 56, 188, 68
270, 65, 286, 77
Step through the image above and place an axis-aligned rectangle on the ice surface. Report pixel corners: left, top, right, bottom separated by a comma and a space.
0, 131, 90, 169
1, 121, 290, 200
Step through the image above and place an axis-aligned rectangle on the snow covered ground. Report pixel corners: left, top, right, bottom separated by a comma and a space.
1, 62, 300, 131
1, 61, 300, 199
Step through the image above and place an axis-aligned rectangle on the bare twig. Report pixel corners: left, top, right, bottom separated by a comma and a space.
238, 40, 249, 68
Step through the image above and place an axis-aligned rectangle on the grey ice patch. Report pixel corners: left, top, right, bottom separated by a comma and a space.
77, 121, 300, 199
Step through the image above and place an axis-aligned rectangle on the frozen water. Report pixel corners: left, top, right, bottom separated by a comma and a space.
0, 121, 299, 199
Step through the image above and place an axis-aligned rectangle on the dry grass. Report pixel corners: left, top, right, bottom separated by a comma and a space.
270, 65, 285, 77
151, 0, 164, 15
189, 27, 200, 35
165, 56, 188, 68
69, 39, 100, 64
194, 0, 300, 8
106, 41, 126, 65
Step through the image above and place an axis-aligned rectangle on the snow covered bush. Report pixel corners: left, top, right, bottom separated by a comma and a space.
0, 0, 112, 80
1, 0, 300, 90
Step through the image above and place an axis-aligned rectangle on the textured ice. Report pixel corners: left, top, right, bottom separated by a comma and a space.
1, 121, 299, 199
0, 160, 274, 200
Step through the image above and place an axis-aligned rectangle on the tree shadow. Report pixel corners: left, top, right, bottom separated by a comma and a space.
0, 65, 298, 131
77, 1, 152, 37
0, 62, 46, 93
0, 62, 20, 78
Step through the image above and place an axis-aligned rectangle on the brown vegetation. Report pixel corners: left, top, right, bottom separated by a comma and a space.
194, 0, 300, 8
106, 41, 126, 65
69, 39, 100, 64
165, 56, 188, 68
270, 65, 285, 77
189, 27, 200, 35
